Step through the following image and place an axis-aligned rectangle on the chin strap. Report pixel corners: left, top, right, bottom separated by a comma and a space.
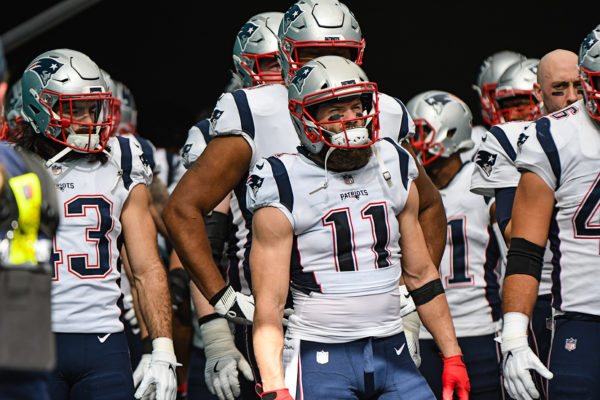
372, 144, 392, 187
44, 146, 72, 168
309, 146, 336, 195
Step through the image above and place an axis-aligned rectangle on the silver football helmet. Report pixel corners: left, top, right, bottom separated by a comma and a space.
278, 0, 364, 86
406, 90, 473, 166
5, 80, 24, 141
579, 24, 600, 122
494, 58, 541, 123
473, 50, 527, 125
115, 81, 137, 135
21, 49, 116, 153
232, 12, 284, 88
288, 55, 379, 154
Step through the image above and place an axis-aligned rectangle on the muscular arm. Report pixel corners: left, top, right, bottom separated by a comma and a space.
399, 182, 461, 358
122, 184, 172, 339
163, 136, 251, 300
250, 207, 293, 391
502, 172, 554, 317
401, 141, 447, 266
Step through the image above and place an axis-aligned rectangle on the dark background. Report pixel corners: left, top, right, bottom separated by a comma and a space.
3, 1, 598, 150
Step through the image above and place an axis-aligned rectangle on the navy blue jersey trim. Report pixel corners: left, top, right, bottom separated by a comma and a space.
116, 136, 133, 190
136, 136, 156, 173
382, 137, 410, 189
535, 118, 561, 188
549, 208, 562, 309
231, 90, 255, 139
483, 225, 502, 321
195, 119, 213, 145
494, 187, 517, 235
393, 97, 410, 141
266, 157, 294, 212
489, 126, 517, 161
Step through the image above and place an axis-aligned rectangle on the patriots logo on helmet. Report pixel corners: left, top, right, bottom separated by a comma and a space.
247, 174, 264, 197
528, 65, 538, 76
517, 132, 529, 152
291, 65, 314, 93
27, 58, 64, 86
238, 22, 259, 51
282, 4, 304, 34
580, 30, 599, 61
425, 94, 452, 115
475, 150, 497, 177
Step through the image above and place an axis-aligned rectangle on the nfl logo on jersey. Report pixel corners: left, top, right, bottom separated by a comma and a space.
316, 350, 329, 364
565, 338, 577, 351
343, 174, 354, 184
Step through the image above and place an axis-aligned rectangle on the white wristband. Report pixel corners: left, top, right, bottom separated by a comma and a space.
152, 337, 175, 354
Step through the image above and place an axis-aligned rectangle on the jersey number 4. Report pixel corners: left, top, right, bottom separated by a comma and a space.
51, 195, 114, 280
573, 172, 600, 250
323, 203, 391, 271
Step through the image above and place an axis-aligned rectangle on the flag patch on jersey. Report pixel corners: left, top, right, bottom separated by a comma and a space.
475, 150, 497, 177
565, 337, 577, 351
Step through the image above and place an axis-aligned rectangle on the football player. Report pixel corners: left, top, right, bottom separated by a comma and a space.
407, 90, 504, 399
463, 50, 527, 162
248, 55, 468, 400
470, 52, 582, 399
14, 49, 178, 400
499, 25, 600, 400
164, 2, 445, 395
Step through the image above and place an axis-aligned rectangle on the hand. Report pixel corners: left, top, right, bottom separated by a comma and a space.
133, 353, 152, 388
500, 312, 553, 400
255, 384, 294, 400
135, 338, 179, 400
442, 355, 470, 400
201, 316, 254, 400
401, 310, 421, 367
282, 308, 294, 328
209, 285, 255, 325
168, 268, 190, 307
123, 294, 141, 335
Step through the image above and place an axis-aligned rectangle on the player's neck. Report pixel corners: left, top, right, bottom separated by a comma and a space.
425, 153, 463, 189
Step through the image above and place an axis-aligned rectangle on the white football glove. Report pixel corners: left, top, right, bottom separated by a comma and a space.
200, 316, 254, 400
500, 312, 553, 400
123, 294, 140, 335
210, 285, 255, 326
133, 353, 152, 388
399, 285, 421, 367
134, 338, 180, 400
282, 308, 294, 328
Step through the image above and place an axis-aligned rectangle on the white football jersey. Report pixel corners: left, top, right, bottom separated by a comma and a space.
470, 120, 553, 296
515, 100, 600, 316
210, 85, 416, 295
420, 162, 502, 339
247, 138, 418, 343
460, 124, 487, 163
49, 136, 152, 333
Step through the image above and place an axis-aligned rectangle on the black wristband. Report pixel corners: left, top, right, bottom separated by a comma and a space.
198, 313, 223, 326
505, 237, 545, 281
409, 279, 445, 306
209, 285, 230, 306
141, 336, 153, 354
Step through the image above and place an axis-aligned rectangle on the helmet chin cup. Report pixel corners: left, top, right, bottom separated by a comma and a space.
330, 127, 370, 147
66, 132, 100, 152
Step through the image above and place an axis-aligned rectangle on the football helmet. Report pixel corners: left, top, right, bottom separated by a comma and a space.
473, 50, 527, 125
21, 49, 116, 153
100, 69, 121, 136
232, 12, 284, 88
406, 90, 473, 166
5, 80, 25, 141
579, 24, 600, 122
115, 81, 137, 135
278, 0, 364, 85
288, 55, 379, 154
494, 58, 542, 123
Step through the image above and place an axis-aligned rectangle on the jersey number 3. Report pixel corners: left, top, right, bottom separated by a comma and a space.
51, 196, 114, 280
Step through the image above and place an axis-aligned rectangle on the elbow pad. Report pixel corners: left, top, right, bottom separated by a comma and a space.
505, 237, 545, 281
